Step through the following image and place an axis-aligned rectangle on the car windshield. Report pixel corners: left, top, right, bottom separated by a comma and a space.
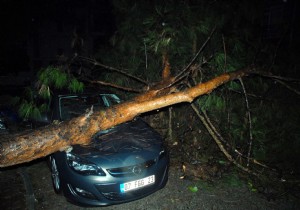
59, 94, 120, 121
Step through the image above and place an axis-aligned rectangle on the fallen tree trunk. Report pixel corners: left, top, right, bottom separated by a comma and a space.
0, 68, 251, 167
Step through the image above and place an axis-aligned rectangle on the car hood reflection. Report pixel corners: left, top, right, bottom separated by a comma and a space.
70, 119, 162, 158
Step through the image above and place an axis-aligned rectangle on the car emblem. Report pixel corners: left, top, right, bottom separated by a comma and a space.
132, 166, 143, 175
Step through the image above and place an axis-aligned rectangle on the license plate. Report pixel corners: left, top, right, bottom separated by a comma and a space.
120, 175, 155, 193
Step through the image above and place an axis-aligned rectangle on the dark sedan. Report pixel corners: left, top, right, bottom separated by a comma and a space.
47, 91, 169, 206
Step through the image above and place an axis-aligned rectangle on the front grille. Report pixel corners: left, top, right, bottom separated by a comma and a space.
95, 161, 169, 202
107, 159, 156, 177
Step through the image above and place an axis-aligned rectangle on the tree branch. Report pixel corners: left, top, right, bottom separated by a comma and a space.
88, 79, 143, 93
0, 67, 252, 167
170, 26, 217, 86
78, 56, 149, 86
238, 78, 254, 167
190, 103, 260, 177
253, 71, 300, 83
274, 79, 300, 96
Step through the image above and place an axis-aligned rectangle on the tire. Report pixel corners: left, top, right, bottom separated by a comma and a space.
50, 156, 62, 194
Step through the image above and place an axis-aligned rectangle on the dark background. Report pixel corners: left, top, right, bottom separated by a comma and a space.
0, 0, 114, 95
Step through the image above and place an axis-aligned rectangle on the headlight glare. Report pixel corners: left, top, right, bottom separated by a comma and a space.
66, 153, 105, 176
159, 147, 167, 160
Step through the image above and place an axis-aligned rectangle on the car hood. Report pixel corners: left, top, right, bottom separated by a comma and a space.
69, 118, 163, 166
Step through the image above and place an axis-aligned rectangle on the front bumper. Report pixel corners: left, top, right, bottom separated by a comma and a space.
58, 154, 169, 206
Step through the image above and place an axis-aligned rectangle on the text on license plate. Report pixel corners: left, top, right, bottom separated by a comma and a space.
120, 175, 155, 193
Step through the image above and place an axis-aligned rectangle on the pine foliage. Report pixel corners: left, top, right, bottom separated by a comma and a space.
93, 0, 300, 175
18, 66, 84, 121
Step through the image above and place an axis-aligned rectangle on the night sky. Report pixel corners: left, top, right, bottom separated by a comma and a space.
1, 0, 29, 74
0, 0, 114, 76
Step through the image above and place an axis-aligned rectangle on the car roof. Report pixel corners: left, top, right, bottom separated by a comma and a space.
53, 87, 114, 98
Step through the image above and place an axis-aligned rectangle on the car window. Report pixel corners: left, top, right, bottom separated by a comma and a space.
59, 95, 103, 120
59, 94, 121, 121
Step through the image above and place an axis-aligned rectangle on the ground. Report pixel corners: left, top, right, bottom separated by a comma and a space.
1, 158, 299, 210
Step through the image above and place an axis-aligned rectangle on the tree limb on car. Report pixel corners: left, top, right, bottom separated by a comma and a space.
0, 67, 252, 167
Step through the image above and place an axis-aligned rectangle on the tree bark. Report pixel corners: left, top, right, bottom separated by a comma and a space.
0, 68, 250, 167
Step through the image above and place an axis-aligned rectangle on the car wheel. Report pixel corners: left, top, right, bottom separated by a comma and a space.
50, 157, 62, 194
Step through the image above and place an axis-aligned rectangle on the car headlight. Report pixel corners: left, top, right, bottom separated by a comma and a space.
66, 153, 106, 176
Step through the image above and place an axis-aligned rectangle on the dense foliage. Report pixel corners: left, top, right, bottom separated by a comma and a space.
96, 0, 300, 177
